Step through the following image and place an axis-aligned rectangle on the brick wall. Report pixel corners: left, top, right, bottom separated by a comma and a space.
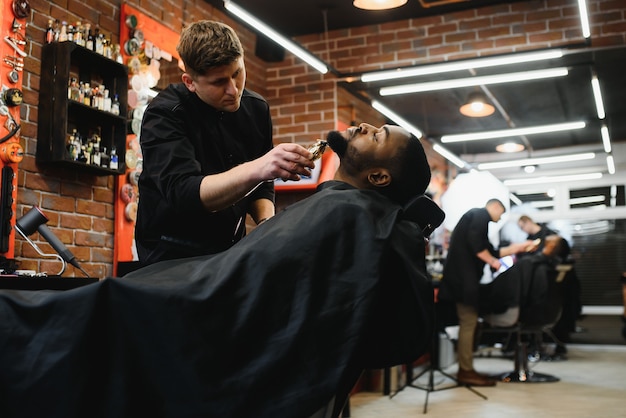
16, 0, 626, 276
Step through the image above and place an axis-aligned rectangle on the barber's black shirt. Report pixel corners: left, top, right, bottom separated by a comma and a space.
439, 207, 499, 308
135, 83, 274, 265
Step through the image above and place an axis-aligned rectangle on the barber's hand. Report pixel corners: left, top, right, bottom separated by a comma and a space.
525, 238, 541, 252
489, 258, 502, 271
513, 240, 535, 253
257, 143, 316, 182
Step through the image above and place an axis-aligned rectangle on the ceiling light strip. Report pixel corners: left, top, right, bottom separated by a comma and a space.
503, 172, 602, 186
606, 155, 615, 174
570, 195, 606, 205
432, 144, 467, 169
578, 0, 591, 38
591, 74, 606, 119
477, 152, 596, 170
370, 100, 471, 171
441, 121, 586, 143
223, 1, 328, 74
379, 68, 568, 96
601, 124, 612, 153
371, 100, 423, 139
361, 50, 563, 83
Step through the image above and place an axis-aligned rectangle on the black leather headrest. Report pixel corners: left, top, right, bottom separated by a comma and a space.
402, 195, 445, 238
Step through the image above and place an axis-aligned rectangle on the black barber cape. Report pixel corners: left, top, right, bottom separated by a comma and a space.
0, 181, 433, 418
479, 253, 558, 325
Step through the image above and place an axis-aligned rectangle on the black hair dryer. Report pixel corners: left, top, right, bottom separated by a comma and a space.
15, 206, 89, 277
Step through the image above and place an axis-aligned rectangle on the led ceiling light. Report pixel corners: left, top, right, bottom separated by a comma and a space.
591, 73, 606, 119
478, 152, 596, 170
459, 91, 495, 117
503, 172, 603, 186
578, 0, 591, 38
380, 68, 569, 95
361, 50, 563, 83
606, 155, 615, 174
432, 144, 467, 169
441, 121, 586, 143
601, 124, 612, 153
371, 100, 470, 169
223, 1, 328, 74
353, 0, 407, 10
371, 100, 423, 139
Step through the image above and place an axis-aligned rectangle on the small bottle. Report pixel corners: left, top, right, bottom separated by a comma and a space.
85, 24, 93, 50
45, 19, 55, 44
93, 27, 102, 53
67, 24, 74, 42
82, 82, 91, 106
59, 21, 68, 42
67, 129, 77, 158
92, 136, 101, 166
100, 147, 110, 168
113, 44, 124, 64
103, 89, 112, 112
78, 81, 85, 103
91, 86, 101, 110
68, 77, 80, 101
53, 19, 60, 42
74, 21, 84, 46
109, 146, 118, 170
110, 94, 120, 116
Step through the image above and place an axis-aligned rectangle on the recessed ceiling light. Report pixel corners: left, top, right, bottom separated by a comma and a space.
353, 0, 407, 10
496, 142, 525, 153
460, 92, 495, 117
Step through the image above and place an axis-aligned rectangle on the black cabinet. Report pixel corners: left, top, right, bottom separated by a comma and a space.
37, 42, 128, 175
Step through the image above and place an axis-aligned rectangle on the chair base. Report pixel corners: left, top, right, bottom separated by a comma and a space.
497, 370, 560, 383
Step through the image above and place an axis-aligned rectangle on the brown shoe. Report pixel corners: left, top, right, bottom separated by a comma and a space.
457, 368, 497, 386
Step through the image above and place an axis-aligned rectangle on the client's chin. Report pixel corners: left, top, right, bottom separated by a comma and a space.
326, 131, 347, 158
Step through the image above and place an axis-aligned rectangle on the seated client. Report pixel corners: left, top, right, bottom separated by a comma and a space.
480, 234, 571, 327
0, 123, 438, 418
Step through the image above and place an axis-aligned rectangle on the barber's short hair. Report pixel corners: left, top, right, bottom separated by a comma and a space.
486, 198, 505, 211
177, 20, 244, 78
383, 134, 431, 206
518, 214, 533, 224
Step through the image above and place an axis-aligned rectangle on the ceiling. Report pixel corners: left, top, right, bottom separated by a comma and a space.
208, 0, 626, 186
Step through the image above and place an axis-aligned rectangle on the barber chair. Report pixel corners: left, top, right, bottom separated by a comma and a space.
389, 196, 490, 412
477, 263, 571, 383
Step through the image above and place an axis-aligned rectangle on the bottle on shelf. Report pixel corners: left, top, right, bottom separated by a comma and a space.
109, 146, 119, 170
59, 21, 68, 42
53, 19, 60, 42
92, 135, 101, 166
82, 82, 91, 107
45, 19, 55, 44
74, 21, 84, 46
85, 23, 93, 51
67, 24, 75, 42
103, 89, 112, 112
100, 147, 110, 168
68, 77, 80, 101
110, 94, 120, 116
93, 27, 102, 53
113, 44, 124, 64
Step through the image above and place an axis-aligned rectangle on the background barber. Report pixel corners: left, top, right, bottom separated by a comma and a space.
135, 20, 314, 265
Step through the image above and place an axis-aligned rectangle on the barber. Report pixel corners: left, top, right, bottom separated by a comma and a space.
135, 20, 314, 265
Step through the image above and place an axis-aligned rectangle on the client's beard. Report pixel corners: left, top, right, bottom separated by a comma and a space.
326, 131, 347, 158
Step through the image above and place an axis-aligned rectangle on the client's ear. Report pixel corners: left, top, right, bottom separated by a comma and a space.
367, 169, 391, 188
182, 73, 195, 92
